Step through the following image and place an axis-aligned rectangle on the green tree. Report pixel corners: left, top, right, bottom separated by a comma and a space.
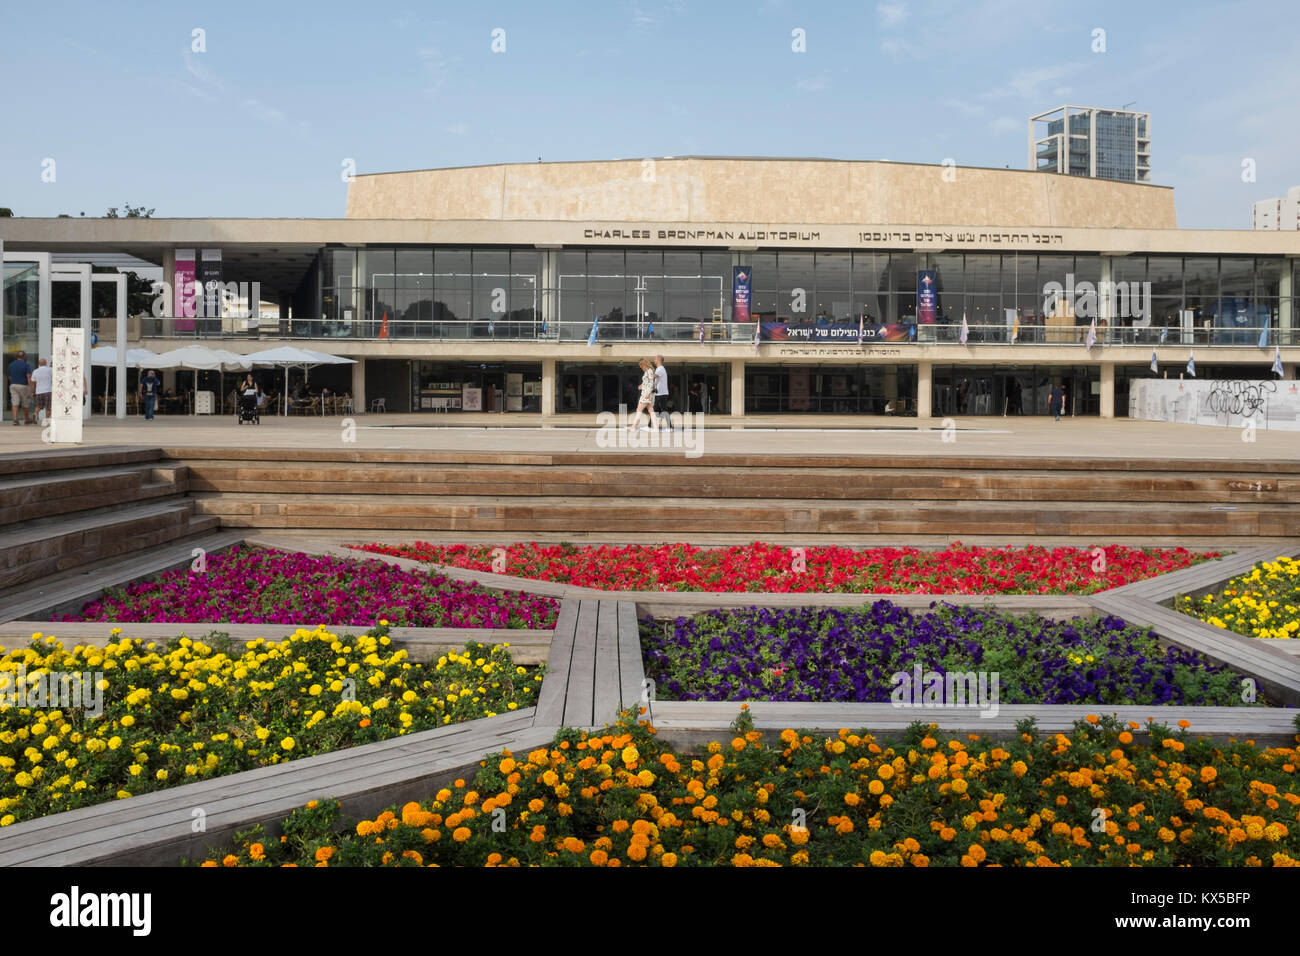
104, 204, 154, 218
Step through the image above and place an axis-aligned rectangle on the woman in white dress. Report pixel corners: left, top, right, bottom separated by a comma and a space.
627, 358, 656, 431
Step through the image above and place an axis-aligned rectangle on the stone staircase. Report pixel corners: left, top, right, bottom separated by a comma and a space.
167, 448, 1300, 543
0, 447, 223, 594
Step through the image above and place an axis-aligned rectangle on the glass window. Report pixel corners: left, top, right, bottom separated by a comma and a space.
665, 252, 703, 326
931, 253, 964, 295
888, 253, 917, 292
435, 249, 471, 325
1147, 257, 1181, 298
1073, 255, 1102, 285
702, 252, 731, 322
1183, 256, 1218, 301
779, 253, 814, 323
1111, 256, 1146, 286
1255, 258, 1282, 299
1218, 257, 1253, 297
473, 250, 510, 325
751, 253, 777, 291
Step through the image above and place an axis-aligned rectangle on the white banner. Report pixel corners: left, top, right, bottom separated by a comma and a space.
50, 328, 85, 443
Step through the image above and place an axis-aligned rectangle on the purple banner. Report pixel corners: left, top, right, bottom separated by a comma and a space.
732, 266, 752, 324
918, 270, 937, 324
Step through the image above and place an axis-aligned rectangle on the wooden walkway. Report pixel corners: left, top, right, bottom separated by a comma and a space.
535, 599, 645, 729
648, 702, 1300, 747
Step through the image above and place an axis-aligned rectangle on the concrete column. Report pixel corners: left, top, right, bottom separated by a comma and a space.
1100, 361, 1115, 418
730, 359, 744, 416
541, 357, 556, 417
916, 360, 932, 419
540, 249, 557, 333
352, 360, 366, 413
1280, 265, 1293, 345
1099, 257, 1113, 342
116, 276, 127, 419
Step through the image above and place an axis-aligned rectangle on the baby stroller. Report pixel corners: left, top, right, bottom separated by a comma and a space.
237, 387, 260, 425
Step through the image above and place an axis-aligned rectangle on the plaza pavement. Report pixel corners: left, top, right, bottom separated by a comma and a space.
2, 412, 1298, 460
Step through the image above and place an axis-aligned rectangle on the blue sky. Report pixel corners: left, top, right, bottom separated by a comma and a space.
1, 0, 1295, 228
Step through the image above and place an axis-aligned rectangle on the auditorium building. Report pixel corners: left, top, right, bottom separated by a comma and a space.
2, 157, 1297, 418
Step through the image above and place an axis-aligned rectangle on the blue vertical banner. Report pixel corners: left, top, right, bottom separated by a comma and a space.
732, 266, 752, 324
917, 270, 937, 324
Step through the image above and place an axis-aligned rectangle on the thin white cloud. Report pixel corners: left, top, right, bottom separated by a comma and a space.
243, 99, 285, 124
880, 36, 920, 62
981, 62, 1084, 101
796, 72, 831, 92
418, 47, 460, 94
444, 123, 469, 136
944, 98, 985, 117
877, 2, 908, 28
989, 116, 1019, 134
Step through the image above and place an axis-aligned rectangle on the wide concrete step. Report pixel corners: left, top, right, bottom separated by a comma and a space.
0, 529, 246, 624
182, 461, 1300, 503
0, 446, 162, 478
0, 464, 188, 527
191, 492, 1300, 537
0, 499, 219, 591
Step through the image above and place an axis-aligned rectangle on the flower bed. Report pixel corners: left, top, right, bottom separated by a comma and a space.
0, 627, 542, 827
641, 602, 1255, 707
354, 542, 1216, 594
202, 709, 1300, 867
1178, 555, 1300, 640
64, 546, 559, 629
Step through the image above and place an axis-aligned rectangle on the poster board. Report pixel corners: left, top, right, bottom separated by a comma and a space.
462, 386, 482, 411
50, 328, 84, 444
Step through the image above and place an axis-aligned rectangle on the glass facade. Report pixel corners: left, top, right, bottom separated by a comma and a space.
322, 247, 540, 338
745, 365, 917, 415
1094, 111, 1138, 183
313, 247, 1291, 346
557, 361, 727, 414
411, 361, 542, 413
931, 365, 1101, 417
3, 261, 40, 387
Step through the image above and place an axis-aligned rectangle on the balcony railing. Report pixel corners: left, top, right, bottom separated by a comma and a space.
129, 317, 1297, 349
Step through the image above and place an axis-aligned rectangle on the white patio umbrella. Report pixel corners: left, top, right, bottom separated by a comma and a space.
90, 347, 163, 417
153, 346, 251, 414
246, 346, 356, 415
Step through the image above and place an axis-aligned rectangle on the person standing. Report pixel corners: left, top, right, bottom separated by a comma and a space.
627, 358, 657, 432
653, 354, 671, 430
7, 350, 32, 426
139, 369, 162, 421
31, 358, 52, 426
1050, 382, 1066, 422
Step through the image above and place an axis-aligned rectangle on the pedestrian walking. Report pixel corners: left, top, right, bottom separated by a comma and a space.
31, 358, 52, 426
627, 358, 657, 432
1050, 383, 1066, 422
7, 350, 32, 426
139, 369, 162, 421
653, 354, 671, 429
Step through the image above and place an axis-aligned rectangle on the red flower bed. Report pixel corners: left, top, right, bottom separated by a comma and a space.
350, 543, 1217, 595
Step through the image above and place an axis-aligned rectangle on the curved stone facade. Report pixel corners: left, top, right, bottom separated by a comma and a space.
345, 157, 1178, 229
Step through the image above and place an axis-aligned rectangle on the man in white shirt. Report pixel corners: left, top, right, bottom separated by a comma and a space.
653, 355, 671, 430
31, 358, 52, 426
